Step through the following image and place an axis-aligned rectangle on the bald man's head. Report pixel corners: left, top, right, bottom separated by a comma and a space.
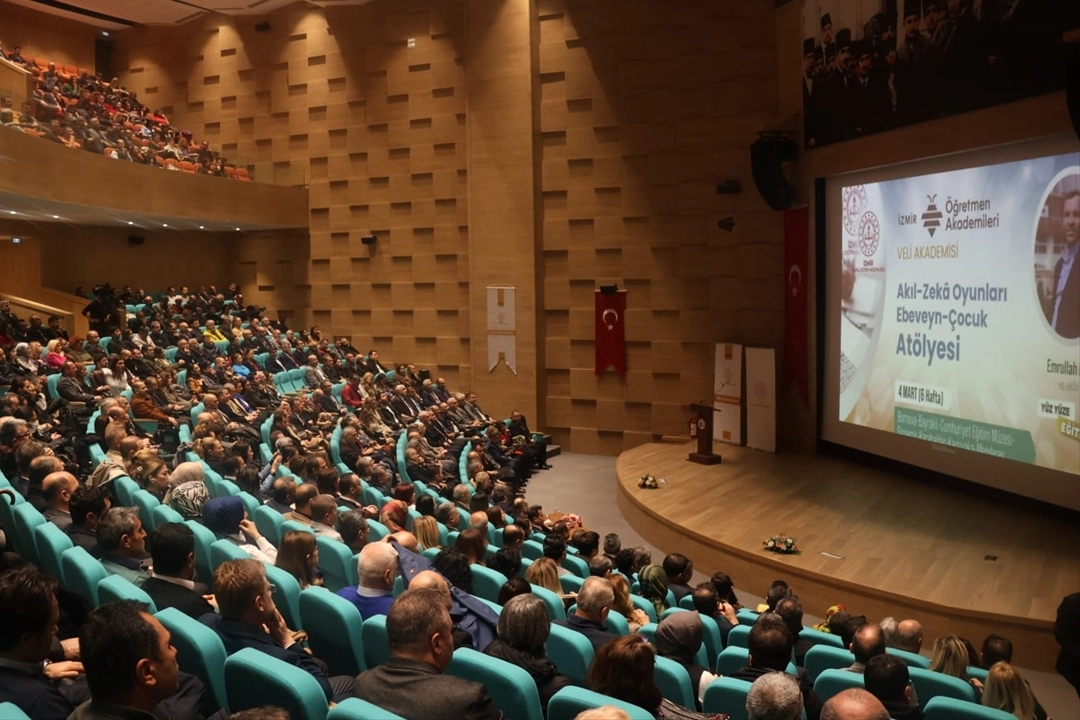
293, 483, 318, 511
820, 689, 890, 720
42, 471, 79, 511
387, 531, 418, 553
409, 570, 452, 608
851, 622, 886, 665
893, 619, 923, 653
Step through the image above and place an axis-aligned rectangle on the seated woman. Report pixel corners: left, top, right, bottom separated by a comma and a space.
654, 612, 717, 710
43, 339, 67, 371
166, 463, 211, 521
610, 573, 650, 634
412, 515, 442, 552
524, 557, 563, 596
275, 530, 323, 590
230, 352, 251, 379
202, 496, 277, 563
484, 594, 573, 712
379, 499, 409, 535
588, 635, 718, 720
455, 528, 488, 567
982, 662, 1047, 720
931, 635, 984, 695
128, 449, 171, 501
638, 564, 671, 618
186, 362, 206, 396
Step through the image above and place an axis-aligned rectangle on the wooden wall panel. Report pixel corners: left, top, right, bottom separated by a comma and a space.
0, 1, 98, 71
537, 0, 784, 452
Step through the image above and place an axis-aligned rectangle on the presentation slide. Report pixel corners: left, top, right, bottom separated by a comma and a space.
822, 137, 1080, 509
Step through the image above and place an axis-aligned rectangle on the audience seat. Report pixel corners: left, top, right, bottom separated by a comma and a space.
813, 668, 865, 701
34, 522, 73, 585
559, 574, 584, 595
152, 504, 185, 528
97, 574, 157, 612
716, 646, 798, 678
702, 676, 753, 720
888, 647, 932, 669
237, 491, 260, 519
804, 645, 856, 681
361, 614, 390, 669
113, 476, 141, 507
698, 613, 723, 667
210, 539, 249, 570
923, 696, 1015, 720
265, 564, 304, 630
300, 587, 367, 677
547, 622, 595, 685
326, 698, 404, 720
254, 505, 285, 546
604, 609, 631, 636
965, 666, 989, 683
215, 479, 242, 499
736, 609, 759, 625
282, 519, 315, 538
224, 647, 329, 720
156, 607, 229, 712
447, 647, 544, 720
562, 553, 590, 579
629, 593, 657, 623
316, 536, 357, 592
12, 502, 46, 566
800, 626, 844, 650
532, 584, 567, 621
470, 563, 507, 604
546, 687, 654, 720
0, 702, 31, 720
366, 519, 389, 541
132, 489, 162, 531
654, 655, 696, 709
61, 546, 109, 606
186, 520, 217, 585
521, 539, 544, 561
726, 624, 751, 648
909, 667, 977, 704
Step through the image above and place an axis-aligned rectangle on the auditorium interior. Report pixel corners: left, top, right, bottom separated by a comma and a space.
0, 0, 1078, 719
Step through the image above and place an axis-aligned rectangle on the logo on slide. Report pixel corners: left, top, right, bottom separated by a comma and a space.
859, 212, 880, 257
922, 195, 943, 237
843, 185, 867, 235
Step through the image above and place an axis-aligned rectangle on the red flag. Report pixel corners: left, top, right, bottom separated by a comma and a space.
595, 290, 626, 376
783, 207, 809, 405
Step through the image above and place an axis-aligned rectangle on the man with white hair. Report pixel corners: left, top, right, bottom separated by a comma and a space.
820, 689, 890, 720
557, 576, 617, 653
336, 541, 399, 620
747, 672, 803, 720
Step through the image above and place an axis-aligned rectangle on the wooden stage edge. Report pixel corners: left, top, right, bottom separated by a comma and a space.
615, 442, 1078, 672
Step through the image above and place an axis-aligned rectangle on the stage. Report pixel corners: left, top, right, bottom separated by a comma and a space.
615, 441, 1080, 671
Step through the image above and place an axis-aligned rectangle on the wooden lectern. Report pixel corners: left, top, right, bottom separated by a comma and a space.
688, 403, 723, 465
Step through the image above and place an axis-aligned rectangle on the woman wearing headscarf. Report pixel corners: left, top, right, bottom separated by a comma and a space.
166, 462, 210, 520
639, 564, 671, 618
202, 495, 277, 563
654, 612, 717, 709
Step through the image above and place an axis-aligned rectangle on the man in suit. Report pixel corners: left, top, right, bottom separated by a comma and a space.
351, 587, 503, 720
57, 361, 102, 406
202, 559, 353, 702
97, 506, 151, 587
130, 380, 179, 429
41, 471, 79, 531
303, 355, 329, 388
556, 577, 618, 654
1050, 191, 1080, 339
142, 523, 215, 619
730, 619, 823, 720
66, 485, 111, 557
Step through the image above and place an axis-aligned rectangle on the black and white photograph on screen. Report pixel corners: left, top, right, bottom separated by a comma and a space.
1035, 172, 1080, 340
801, 0, 1078, 149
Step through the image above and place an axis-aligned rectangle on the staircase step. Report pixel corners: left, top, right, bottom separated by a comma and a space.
546, 444, 562, 459
540, 434, 553, 444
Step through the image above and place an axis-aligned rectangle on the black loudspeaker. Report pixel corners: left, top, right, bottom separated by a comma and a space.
361, 234, 377, 245
127, 234, 145, 246
750, 133, 797, 211
254, 21, 271, 32
1068, 46, 1080, 141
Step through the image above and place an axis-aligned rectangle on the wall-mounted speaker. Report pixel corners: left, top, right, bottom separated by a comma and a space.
127, 234, 145, 246
750, 133, 798, 211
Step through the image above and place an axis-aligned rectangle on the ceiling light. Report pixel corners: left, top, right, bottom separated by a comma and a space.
235, 227, 241, 231
199, 226, 205, 230
162, 223, 168, 228
7, 211, 15, 215
101, 31, 110, 37
128, 221, 134, 225
52, 215, 59, 219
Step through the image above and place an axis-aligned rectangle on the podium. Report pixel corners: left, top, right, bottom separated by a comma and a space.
688, 403, 723, 465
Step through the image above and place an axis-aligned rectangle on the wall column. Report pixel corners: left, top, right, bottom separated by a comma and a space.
465, 0, 540, 420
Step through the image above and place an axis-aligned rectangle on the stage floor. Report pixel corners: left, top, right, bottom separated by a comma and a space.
615, 441, 1080, 670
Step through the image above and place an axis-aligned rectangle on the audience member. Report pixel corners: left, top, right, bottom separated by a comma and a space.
483, 593, 573, 712
142, 522, 215, 619
275, 530, 323, 590
336, 541, 398, 620
730, 619, 822, 720
351, 588, 503, 720
847, 623, 886, 673
202, 496, 277, 563
982, 662, 1046, 720
747, 671, 804, 720
691, 582, 738, 645
654, 611, 717, 709
337, 509, 370, 555
610, 573, 649, 633
863, 655, 922, 720
96, 506, 150, 586
41, 470, 78, 530
981, 634, 1013, 669
638, 564, 670, 618
309, 494, 343, 541
893, 619, 923, 654
820, 689, 890, 720
558, 576, 617, 654
496, 577, 532, 605
662, 553, 693, 603
776, 596, 813, 666
66, 484, 111, 556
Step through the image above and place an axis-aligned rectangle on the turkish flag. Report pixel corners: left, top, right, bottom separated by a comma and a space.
595, 290, 627, 376
783, 207, 809, 405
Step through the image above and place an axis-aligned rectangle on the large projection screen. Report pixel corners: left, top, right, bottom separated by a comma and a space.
822, 135, 1080, 510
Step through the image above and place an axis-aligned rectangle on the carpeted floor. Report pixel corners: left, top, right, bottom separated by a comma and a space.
527, 451, 1080, 719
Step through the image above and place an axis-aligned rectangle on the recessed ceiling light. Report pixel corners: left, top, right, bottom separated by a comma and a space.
162, 223, 168, 228
52, 215, 59, 219
128, 221, 134, 225
199, 226, 205, 230
7, 211, 15, 215
235, 227, 241, 231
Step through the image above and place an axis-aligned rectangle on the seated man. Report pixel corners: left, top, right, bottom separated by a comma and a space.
41, 471, 79, 531
863, 655, 922, 720
201, 559, 353, 703
662, 553, 694, 603
747, 672, 804, 720
142, 523, 215, 619
310, 494, 343, 541
285, 483, 318, 525
96, 506, 150, 587
692, 582, 739, 645
981, 634, 1012, 669
265, 476, 296, 514
336, 542, 398, 620
776, 596, 814, 667
543, 535, 571, 577
892, 619, 923, 654
730, 618, 823, 720
847, 623, 886, 674
66, 485, 111, 557
338, 509, 371, 555
557, 576, 617, 654
351, 588, 503, 720
820, 688, 890, 720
